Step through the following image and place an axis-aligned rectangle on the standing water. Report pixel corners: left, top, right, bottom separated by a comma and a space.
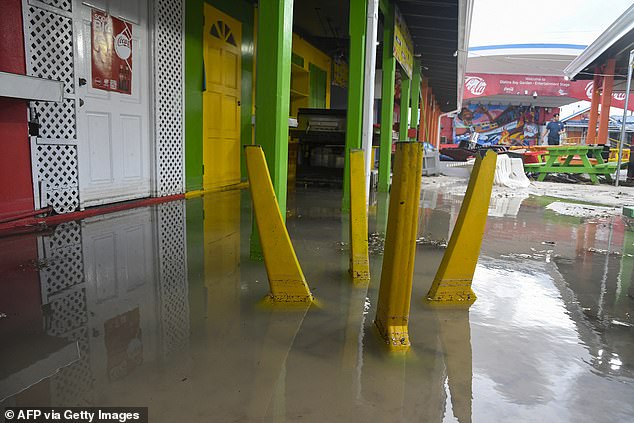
1, 186, 632, 422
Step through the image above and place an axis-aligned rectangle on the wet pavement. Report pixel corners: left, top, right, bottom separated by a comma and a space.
1, 185, 633, 422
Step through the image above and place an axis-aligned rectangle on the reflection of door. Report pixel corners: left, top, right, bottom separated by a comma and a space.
75, 1, 151, 207
81, 207, 160, 382
203, 5, 242, 189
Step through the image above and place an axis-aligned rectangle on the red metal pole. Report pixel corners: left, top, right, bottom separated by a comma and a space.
418, 79, 427, 142
597, 59, 616, 145
586, 70, 601, 144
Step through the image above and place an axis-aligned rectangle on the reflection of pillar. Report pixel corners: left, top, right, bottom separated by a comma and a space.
587, 71, 601, 144
621, 229, 634, 302
375, 191, 390, 235
203, 191, 241, 335
597, 59, 616, 145
437, 309, 473, 423
247, 308, 309, 420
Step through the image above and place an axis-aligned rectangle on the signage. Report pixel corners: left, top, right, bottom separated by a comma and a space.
463, 73, 634, 110
91, 9, 132, 94
393, 6, 414, 79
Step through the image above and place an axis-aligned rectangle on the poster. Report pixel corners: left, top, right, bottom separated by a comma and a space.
393, 6, 414, 79
453, 104, 543, 146
91, 9, 132, 94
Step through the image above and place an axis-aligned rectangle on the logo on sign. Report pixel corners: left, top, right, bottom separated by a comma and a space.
586, 81, 627, 101
465, 76, 486, 96
613, 92, 626, 101
114, 31, 131, 60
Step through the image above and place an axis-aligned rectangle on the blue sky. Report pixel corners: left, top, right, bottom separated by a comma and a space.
469, 0, 634, 48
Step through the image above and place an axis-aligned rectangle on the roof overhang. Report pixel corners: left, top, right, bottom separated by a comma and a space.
564, 4, 634, 90
467, 45, 585, 76
293, 0, 473, 113
396, 0, 474, 112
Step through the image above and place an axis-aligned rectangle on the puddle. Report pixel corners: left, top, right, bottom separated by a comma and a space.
1, 187, 633, 421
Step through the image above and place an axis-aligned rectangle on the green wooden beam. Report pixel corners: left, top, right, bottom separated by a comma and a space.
409, 59, 421, 141
184, 0, 204, 192
399, 75, 411, 142
378, 0, 389, 15
342, 0, 367, 212
378, 2, 395, 193
254, 0, 293, 219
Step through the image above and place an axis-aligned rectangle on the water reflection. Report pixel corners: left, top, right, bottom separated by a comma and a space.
0, 187, 633, 421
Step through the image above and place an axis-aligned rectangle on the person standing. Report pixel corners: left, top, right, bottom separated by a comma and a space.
543, 113, 565, 145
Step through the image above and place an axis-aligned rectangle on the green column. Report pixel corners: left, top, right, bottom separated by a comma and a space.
378, 2, 395, 193
342, 0, 367, 211
184, 0, 203, 192
409, 59, 421, 141
399, 75, 411, 141
254, 0, 293, 219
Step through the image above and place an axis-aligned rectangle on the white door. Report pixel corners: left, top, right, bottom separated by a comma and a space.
75, 0, 151, 208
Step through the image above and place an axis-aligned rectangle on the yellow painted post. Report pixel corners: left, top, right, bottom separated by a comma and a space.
349, 149, 370, 281
245, 145, 314, 304
426, 150, 497, 305
374, 142, 424, 351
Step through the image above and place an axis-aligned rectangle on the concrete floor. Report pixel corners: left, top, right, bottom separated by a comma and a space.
1, 184, 633, 422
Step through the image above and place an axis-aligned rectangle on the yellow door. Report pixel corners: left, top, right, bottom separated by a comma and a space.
203, 4, 242, 189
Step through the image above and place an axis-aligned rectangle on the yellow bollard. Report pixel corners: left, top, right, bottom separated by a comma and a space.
426, 150, 497, 305
349, 149, 370, 281
374, 142, 424, 351
244, 145, 314, 304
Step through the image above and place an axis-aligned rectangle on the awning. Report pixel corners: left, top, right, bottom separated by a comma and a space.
563, 4, 634, 92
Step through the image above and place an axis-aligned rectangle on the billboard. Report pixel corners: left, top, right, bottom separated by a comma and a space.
464, 73, 634, 110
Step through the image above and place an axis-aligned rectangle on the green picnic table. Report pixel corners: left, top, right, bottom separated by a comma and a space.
523, 145, 624, 184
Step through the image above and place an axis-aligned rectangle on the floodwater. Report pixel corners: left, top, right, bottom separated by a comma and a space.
1, 185, 633, 422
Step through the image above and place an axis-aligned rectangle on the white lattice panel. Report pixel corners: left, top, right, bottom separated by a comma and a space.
25, 2, 80, 214
34, 144, 79, 213
47, 286, 88, 336
157, 201, 189, 359
50, 326, 94, 406
33, 98, 77, 140
154, 0, 184, 196
39, 222, 85, 299
25, 6, 75, 95
37, 0, 72, 13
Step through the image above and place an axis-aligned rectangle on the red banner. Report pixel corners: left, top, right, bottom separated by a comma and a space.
464, 73, 634, 110
91, 9, 132, 94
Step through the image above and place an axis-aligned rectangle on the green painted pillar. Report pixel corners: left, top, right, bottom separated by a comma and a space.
342, 0, 367, 211
254, 0, 293, 219
409, 59, 421, 141
378, 2, 395, 193
399, 75, 411, 141
184, 0, 203, 192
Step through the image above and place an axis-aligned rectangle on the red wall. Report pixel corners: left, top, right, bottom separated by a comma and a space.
0, 0, 34, 220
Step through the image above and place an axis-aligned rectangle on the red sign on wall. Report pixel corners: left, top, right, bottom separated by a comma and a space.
463, 73, 634, 111
91, 9, 132, 94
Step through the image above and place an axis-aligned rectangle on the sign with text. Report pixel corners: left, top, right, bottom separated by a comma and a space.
463, 73, 634, 110
393, 6, 414, 79
91, 9, 132, 94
